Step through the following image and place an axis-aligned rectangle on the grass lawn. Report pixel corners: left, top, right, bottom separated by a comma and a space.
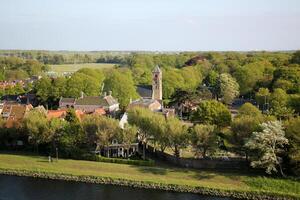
50, 63, 116, 73
0, 153, 299, 198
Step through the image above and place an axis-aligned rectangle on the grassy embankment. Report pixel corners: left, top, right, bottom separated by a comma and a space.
50, 63, 116, 74
0, 153, 299, 199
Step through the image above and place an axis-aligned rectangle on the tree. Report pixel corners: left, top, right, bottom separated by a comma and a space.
23, 108, 48, 152
270, 89, 294, 119
48, 118, 67, 153
273, 79, 294, 92
233, 61, 274, 95
255, 88, 270, 111
290, 50, 300, 64
217, 73, 239, 104
82, 114, 121, 157
204, 70, 218, 98
127, 107, 155, 159
51, 77, 67, 102
237, 103, 262, 118
284, 117, 300, 175
230, 116, 262, 159
121, 124, 138, 157
245, 121, 288, 176
34, 77, 52, 106
66, 73, 100, 97
191, 124, 217, 158
191, 100, 231, 127
104, 69, 139, 109
166, 117, 189, 158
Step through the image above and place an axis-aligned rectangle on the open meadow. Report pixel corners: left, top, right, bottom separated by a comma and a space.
50, 63, 116, 74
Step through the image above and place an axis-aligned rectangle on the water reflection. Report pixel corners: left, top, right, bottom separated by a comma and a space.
0, 175, 232, 200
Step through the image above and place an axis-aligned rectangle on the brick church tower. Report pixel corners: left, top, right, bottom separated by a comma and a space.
152, 65, 162, 101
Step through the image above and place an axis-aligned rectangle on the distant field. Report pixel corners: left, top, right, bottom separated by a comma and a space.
50, 63, 116, 73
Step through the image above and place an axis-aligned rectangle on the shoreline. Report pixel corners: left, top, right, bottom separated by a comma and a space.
0, 168, 296, 200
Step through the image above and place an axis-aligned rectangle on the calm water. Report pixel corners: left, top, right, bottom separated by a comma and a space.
0, 175, 233, 200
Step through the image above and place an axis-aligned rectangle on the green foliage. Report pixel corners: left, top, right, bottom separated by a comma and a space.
290, 50, 300, 64
288, 94, 300, 114
104, 69, 139, 109
76, 68, 105, 84
255, 88, 271, 110
0, 56, 47, 80
237, 103, 262, 118
284, 117, 300, 175
128, 107, 189, 157
270, 89, 294, 119
273, 65, 300, 94
218, 73, 239, 104
82, 114, 121, 151
229, 116, 262, 156
166, 117, 189, 157
23, 108, 49, 150
66, 72, 100, 97
233, 61, 274, 95
245, 121, 288, 176
191, 124, 217, 157
191, 100, 231, 127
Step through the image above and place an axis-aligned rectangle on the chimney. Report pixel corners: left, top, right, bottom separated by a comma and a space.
80, 91, 84, 98
103, 91, 107, 96
108, 91, 112, 96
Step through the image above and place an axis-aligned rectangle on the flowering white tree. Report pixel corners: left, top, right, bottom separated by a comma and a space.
245, 121, 288, 176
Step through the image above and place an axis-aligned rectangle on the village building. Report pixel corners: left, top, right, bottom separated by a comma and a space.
98, 139, 140, 158
1, 93, 38, 106
1, 103, 33, 128
59, 92, 119, 114
130, 65, 163, 111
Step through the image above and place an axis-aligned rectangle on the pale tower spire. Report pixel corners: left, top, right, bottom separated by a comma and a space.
152, 65, 162, 100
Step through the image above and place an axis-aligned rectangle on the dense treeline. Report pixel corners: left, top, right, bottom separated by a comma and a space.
0, 56, 48, 81
0, 108, 137, 160
0, 50, 130, 65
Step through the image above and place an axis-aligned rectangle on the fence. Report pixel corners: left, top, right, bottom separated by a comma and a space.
147, 146, 248, 170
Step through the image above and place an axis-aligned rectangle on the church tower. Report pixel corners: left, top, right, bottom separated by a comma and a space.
152, 65, 162, 101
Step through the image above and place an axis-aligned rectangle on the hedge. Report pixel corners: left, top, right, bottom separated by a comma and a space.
95, 156, 155, 166
0, 168, 298, 200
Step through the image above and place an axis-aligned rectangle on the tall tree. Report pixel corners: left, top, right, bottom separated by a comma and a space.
191, 100, 231, 127
245, 121, 288, 176
217, 73, 239, 104
166, 117, 189, 158
191, 124, 217, 158
104, 69, 139, 109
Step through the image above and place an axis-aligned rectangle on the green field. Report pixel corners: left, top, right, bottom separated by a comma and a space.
0, 153, 299, 199
50, 63, 116, 73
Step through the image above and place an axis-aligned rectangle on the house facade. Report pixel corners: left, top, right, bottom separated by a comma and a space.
59, 92, 119, 114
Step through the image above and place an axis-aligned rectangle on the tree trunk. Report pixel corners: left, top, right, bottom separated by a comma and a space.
278, 162, 286, 177
143, 142, 146, 160
174, 145, 180, 158
202, 148, 207, 158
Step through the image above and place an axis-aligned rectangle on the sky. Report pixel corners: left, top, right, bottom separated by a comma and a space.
0, 0, 300, 51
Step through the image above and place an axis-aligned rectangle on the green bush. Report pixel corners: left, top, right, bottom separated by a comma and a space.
96, 156, 155, 166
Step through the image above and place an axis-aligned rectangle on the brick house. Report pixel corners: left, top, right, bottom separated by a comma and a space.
59, 93, 119, 114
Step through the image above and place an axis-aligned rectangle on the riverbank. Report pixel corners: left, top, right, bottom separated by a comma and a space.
0, 153, 299, 200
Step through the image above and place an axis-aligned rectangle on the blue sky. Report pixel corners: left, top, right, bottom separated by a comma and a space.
0, 0, 300, 51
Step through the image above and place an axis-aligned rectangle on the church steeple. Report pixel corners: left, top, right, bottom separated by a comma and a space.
152, 65, 162, 101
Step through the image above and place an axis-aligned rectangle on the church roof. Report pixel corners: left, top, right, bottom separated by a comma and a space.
152, 65, 161, 73
136, 85, 152, 98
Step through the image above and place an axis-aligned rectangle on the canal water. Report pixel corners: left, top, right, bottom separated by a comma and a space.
0, 175, 233, 200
